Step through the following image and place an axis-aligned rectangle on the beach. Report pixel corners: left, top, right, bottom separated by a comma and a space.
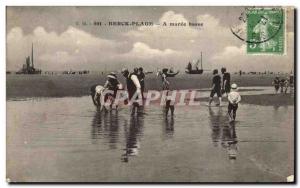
6, 73, 294, 182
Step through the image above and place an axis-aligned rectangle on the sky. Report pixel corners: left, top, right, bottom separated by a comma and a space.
6, 6, 294, 72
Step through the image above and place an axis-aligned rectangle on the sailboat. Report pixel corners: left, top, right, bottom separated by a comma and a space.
185, 52, 208, 74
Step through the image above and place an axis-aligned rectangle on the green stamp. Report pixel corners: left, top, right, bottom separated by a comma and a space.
247, 8, 285, 54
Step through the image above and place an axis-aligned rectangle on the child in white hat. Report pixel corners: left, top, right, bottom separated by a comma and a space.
227, 83, 241, 122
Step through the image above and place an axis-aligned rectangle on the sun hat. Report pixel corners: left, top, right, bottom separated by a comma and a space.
121, 68, 128, 73
107, 72, 117, 79
231, 83, 238, 89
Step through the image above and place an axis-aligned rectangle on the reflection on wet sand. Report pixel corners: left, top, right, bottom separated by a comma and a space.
91, 106, 146, 163
163, 116, 175, 138
91, 108, 103, 142
223, 122, 238, 161
273, 104, 288, 112
6, 94, 294, 182
91, 108, 121, 149
208, 107, 238, 161
122, 114, 144, 163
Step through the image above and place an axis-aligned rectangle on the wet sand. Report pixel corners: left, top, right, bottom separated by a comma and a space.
6, 75, 294, 182
6, 95, 294, 182
195, 93, 294, 106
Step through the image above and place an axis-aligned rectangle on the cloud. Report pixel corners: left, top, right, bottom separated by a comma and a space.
124, 11, 241, 67
113, 42, 184, 70
6, 10, 294, 73
124, 11, 199, 51
7, 26, 124, 71
196, 14, 220, 29
211, 32, 294, 72
7, 25, 185, 71
124, 42, 178, 59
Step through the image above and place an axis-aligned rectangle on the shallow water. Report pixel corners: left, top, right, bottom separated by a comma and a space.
7, 86, 277, 102
7, 93, 294, 182
197, 86, 275, 96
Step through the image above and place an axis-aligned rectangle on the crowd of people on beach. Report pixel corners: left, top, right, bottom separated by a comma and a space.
91, 66, 244, 122
90, 65, 294, 124
89, 67, 294, 164
272, 74, 294, 94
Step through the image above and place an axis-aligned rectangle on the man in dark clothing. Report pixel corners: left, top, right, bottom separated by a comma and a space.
208, 69, 222, 106
272, 76, 280, 93
221, 67, 231, 96
121, 68, 142, 116
137, 67, 145, 100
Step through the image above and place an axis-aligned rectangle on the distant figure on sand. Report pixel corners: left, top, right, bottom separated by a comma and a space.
280, 78, 288, 94
221, 67, 231, 96
227, 83, 241, 122
289, 74, 294, 94
121, 68, 142, 116
208, 69, 222, 106
272, 76, 280, 93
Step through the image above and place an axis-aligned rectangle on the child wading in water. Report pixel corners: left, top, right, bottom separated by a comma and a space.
227, 83, 241, 122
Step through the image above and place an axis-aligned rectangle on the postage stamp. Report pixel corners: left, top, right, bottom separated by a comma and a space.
246, 8, 285, 54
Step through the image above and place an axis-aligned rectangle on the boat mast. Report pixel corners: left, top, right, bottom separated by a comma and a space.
200, 51, 203, 70
31, 43, 34, 68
